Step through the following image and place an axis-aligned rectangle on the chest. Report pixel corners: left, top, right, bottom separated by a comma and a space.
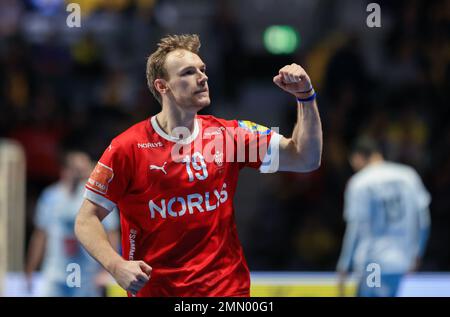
129, 147, 231, 197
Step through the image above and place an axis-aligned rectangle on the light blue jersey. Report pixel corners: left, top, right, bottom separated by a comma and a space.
337, 162, 431, 275
34, 182, 119, 297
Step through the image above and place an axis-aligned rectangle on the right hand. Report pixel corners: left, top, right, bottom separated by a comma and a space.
110, 259, 152, 295
273, 63, 313, 97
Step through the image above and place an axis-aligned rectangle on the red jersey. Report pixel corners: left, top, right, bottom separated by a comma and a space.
84, 114, 281, 297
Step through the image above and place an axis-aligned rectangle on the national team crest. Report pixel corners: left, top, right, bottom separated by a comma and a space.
214, 151, 224, 167
238, 120, 271, 135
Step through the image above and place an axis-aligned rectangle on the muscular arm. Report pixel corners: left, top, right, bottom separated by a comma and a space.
279, 98, 322, 172
273, 64, 323, 172
95, 226, 121, 288
74, 199, 122, 273
75, 199, 152, 294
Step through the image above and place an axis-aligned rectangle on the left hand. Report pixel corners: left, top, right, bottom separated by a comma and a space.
273, 63, 312, 97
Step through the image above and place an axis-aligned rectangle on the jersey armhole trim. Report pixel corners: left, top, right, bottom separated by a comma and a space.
84, 188, 118, 214
259, 132, 282, 173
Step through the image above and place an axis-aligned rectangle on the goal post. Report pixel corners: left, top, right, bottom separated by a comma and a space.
0, 139, 26, 295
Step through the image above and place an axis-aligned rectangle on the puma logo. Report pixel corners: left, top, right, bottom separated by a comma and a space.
150, 162, 167, 175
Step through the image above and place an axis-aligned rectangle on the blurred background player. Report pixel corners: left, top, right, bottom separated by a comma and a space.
337, 137, 431, 297
25, 150, 119, 297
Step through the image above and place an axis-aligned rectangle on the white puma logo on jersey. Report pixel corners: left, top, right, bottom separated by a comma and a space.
150, 162, 167, 175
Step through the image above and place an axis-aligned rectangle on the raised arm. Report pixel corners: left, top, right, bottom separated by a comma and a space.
75, 199, 152, 295
273, 64, 323, 172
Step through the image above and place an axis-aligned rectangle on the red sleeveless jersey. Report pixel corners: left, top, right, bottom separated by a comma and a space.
84, 114, 281, 296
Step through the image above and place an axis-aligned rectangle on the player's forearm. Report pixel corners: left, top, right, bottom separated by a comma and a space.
107, 230, 121, 252
290, 99, 323, 170
75, 212, 124, 274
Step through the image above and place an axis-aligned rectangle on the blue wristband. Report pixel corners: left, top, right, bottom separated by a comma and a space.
296, 91, 316, 103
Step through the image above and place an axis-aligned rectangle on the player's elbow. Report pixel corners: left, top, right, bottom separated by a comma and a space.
286, 158, 320, 173
307, 158, 322, 171
300, 145, 321, 171
284, 139, 322, 172
283, 154, 321, 173
297, 152, 322, 172
298, 159, 321, 172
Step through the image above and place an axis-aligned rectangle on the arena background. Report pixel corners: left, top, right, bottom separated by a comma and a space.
0, 0, 449, 296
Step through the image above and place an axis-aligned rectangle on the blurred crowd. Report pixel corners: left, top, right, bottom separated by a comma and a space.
0, 0, 449, 274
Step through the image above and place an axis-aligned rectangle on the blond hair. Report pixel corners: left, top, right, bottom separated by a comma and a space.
146, 34, 201, 104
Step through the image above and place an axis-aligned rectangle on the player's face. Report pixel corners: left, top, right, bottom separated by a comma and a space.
163, 49, 210, 110
349, 153, 367, 172
64, 152, 93, 182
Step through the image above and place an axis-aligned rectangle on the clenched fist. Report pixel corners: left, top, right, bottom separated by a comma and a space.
273, 63, 313, 98
110, 259, 152, 295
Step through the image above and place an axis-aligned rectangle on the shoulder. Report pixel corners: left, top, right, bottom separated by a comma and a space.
109, 119, 149, 151
39, 182, 63, 203
346, 167, 375, 194
196, 115, 273, 132
197, 114, 237, 128
384, 162, 421, 182
346, 174, 362, 194
385, 161, 413, 172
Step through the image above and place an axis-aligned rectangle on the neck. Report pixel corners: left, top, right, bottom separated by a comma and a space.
367, 154, 384, 166
155, 105, 197, 137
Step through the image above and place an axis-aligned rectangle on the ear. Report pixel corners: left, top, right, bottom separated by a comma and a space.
154, 78, 169, 95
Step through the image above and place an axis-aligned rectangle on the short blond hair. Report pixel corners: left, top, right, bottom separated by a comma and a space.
146, 34, 201, 104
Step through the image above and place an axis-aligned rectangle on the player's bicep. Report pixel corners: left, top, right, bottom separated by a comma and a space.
75, 199, 112, 247
277, 136, 314, 172
78, 198, 110, 222
278, 136, 298, 171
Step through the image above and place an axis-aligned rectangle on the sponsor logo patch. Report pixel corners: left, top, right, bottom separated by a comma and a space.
238, 120, 271, 135
214, 151, 224, 167
149, 162, 167, 175
86, 162, 114, 194
203, 127, 226, 137
137, 142, 163, 149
